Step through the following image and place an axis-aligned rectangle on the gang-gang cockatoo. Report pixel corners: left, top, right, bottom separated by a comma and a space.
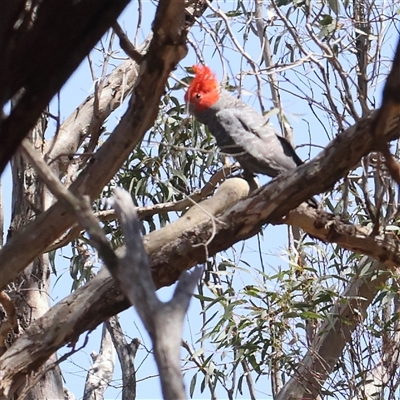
185, 64, 309, 179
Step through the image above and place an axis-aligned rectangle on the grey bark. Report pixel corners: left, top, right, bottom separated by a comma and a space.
0, 0, 192, 291
7, 118, 64, 400
83, 324, 115, 400
105, 316, 138, 400
109, 188, 204, 400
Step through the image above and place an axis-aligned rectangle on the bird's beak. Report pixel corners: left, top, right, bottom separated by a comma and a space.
185, 101, 191, 115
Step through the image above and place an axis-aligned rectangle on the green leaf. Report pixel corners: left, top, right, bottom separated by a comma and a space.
189, 373, 197, 398
48, 250, 57, 276
320, 14, 333, 26
276, 0, 293, 5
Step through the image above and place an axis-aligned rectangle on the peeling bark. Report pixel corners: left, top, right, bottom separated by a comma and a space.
6, 117, 64, 399
82, 324, 115, 400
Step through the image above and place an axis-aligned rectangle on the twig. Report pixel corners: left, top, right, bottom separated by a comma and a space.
113, 22, 144, 64
241, 360, 257, 400
254, 0, 292, 141
182, 340, 218, 399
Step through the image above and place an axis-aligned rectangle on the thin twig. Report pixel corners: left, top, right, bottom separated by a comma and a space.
113, 22, 144, 63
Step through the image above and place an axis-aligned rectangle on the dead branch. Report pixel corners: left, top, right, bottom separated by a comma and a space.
3, 194, 400, 397
2, 109, 400, 293
110, 188, 203, 400
83, 325, 115, 400
45, 163, 240, 252
105, 316, 138, 400
0, 177, 250, 395
0, 0, 192, 291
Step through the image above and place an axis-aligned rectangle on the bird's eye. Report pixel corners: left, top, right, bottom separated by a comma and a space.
195, 93, 201, 99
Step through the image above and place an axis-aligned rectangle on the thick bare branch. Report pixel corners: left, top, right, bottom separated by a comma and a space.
45, 163, 240, 252
0, 0, 130, 173
1, 108, 400, 292
110, 189, 159, 329
111, 190, 202, 398
1, 183, 400, 393
45, 37, 148, 175
0, 178, 250, 395
111, 188, 203, 400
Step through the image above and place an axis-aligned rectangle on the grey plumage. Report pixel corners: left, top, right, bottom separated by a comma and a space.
189, 90, 304, 178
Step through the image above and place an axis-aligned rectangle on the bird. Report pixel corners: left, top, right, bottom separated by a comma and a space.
184, 64, 317, 206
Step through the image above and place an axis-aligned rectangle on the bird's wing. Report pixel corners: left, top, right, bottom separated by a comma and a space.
216, 107, 303, 170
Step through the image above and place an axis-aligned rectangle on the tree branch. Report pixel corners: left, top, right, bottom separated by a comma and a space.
83, 324, 115, 400
109, 188, 203, 400
105, 316, 138, 400
3, 179, 400, 392
0, 178, 250, 395
45, 34, 150, 176
45, 163, 240, 252
0, 0, 130, 173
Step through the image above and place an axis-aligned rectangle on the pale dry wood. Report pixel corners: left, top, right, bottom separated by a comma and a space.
1, 186, 400, 395
2, 192, 399, 397
105, 316, 138, 400
45, 163, 240, 252
7, 117, 399, 398
82, 324, 115, 400
1, 107, 398, 293
111, 188, 203, 400
45, 36, 151, 176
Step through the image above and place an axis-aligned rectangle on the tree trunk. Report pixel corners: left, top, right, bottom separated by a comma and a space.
8, 115, 64, 399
